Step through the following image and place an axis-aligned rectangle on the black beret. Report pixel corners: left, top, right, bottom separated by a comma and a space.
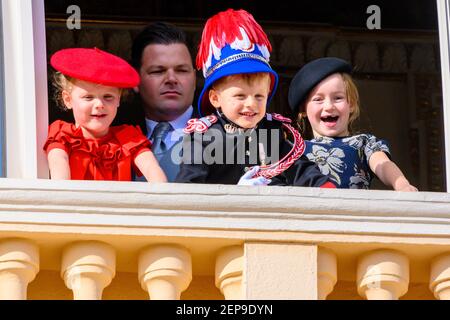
288, 57, 352, 114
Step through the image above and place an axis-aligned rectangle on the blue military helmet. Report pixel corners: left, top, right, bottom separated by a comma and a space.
195, 8, 279, 117
288, 57, 353, 114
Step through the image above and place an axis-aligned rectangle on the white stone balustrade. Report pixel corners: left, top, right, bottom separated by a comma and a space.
429, 253, 450, 300
0, 179, 450, 299
0, 238, 39, 300
357, 249, 409, 300
215, 245, 244, 300
138, 244, 192, 300
318, 247, 337, 300
61, 241, 116, 300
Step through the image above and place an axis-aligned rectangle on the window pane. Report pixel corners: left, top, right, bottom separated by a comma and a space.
44, 0, 443, 191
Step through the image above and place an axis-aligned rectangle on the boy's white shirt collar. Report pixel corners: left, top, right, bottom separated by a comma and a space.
145, 105, 193, 142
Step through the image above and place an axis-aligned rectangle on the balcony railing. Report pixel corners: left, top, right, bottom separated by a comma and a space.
0, 178, 449, 299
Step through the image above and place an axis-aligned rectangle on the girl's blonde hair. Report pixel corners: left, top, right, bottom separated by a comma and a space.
297, 72, 360, 138
342, 73, 360, 128
52, 71, 75, 111
51, 71, 127, 111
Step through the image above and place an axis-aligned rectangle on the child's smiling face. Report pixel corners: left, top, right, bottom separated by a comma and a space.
305, 73, 353, 138
208, 73, 271, 129
62, 79, 121, 139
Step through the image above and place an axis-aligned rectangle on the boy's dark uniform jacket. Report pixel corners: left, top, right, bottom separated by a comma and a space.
175, 113, 332, 187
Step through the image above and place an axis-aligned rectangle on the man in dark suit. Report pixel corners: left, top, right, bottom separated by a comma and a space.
131, 22, 197, 182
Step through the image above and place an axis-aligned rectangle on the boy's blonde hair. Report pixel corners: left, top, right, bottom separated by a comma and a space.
298, 72, 360, 137
211, 72, 271, 90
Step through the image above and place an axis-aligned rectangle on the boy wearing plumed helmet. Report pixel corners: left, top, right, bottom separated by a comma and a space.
175, 9, 334, 188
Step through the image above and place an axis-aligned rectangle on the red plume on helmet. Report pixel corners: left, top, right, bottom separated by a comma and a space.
196, 9, 272, 75
195, 8, 278, 117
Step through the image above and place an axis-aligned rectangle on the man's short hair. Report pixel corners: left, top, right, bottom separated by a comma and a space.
131, 21, 190, 70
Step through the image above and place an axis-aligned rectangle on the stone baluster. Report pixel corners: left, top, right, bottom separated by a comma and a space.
138, 244, 192, 300
357, 249, 409, 300
61, 241, 115, 300
215, 246, 243, 300
0, 238, 39, 300
318, 247, 337, 300
429, 253, 450, 300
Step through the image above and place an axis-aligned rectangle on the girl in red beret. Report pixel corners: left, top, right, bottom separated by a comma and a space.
288, 57, 417, 191
43, 47, 167, 182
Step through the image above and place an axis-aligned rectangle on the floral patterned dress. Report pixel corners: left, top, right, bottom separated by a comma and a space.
304, 134, 390, 189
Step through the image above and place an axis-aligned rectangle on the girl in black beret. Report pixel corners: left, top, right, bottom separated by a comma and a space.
288, 57, 417, 191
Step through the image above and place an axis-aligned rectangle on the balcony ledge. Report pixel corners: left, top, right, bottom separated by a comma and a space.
0, 178, 449, 238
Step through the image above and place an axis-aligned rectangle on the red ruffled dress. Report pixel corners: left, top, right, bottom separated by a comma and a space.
43, 120, 151, 181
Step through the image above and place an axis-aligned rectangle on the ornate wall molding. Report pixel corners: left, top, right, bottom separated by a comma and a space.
45, 20, 440, 75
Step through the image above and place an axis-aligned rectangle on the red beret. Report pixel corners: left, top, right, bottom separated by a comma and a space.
50, 47, 140, 88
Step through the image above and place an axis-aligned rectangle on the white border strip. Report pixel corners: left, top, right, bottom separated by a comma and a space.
32, 0, 49, 179
1, 0, 48, 179
437, 0, 450, 191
